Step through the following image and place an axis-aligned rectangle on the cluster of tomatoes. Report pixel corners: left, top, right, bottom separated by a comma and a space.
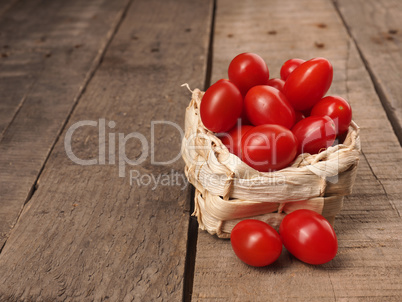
200, 53, 352, 172
199, 53, 349, 265
231, 209, 338, 267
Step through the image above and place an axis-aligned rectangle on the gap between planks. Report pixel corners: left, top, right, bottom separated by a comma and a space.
182, 186, 199, 302
0, 0, 134, 256
182, 1, 217, 301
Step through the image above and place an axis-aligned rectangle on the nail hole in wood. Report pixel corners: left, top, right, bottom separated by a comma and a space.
315, 41, 325, 48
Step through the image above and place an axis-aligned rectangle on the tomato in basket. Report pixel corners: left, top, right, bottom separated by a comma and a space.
199, 54, 352, 171
266, 78, 285, 92
280, 58, 305, 81
244, 85, 295, 129
200, 80, 243, 133
228, 52, 270, 96
219, 124, 254, 158
310, 95, 352, 135
241, 124, 298, 172
231, 219, 282, 267
283, 57, 333, 111
292, 116, 336, 155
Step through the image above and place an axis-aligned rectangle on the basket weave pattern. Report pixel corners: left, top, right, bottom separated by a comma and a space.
182, 88, 361, 238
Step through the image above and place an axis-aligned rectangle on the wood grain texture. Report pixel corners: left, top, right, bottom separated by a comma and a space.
0, 0, 213, 300
0, 0, 130, 247
334, 0, 402, 144
0, 0, 18, 16
191, 0, 402, 300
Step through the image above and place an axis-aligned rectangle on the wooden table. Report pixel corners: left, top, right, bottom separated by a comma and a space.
0, 0, 401, 300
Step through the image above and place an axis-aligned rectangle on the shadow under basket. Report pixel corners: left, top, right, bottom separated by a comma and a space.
181, 88, 361, 239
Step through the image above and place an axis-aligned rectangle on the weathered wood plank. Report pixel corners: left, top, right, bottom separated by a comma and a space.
191, 0, 402, 300
334, 0, 402, 144
0, 0, 17, 16
0, 0, 213, 300
0, 0, 130, 247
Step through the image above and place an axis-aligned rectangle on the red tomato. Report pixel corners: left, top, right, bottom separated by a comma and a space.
219, 125, 254, 158
279, 209, 338, 265
311, 95, 352, 135
280, 58, 305, 81
241, 124, 298, 172
266, 78, 285, 92
244, 85, 295, 129
228, 53, 270, 96
231, 219, 282, 267
283, 57, 333, 111
292, 116, 336, 155
200, 80, 243, 133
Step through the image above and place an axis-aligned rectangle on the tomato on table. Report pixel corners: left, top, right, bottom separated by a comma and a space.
219, 125, 254, 158
280, 58, 305, 81
311, 95, 352, 135
283, 57, 333, 111
279, 209, 338, 265
200, 80, 243, 133
231, 219, 282, 267
228, 52, 270, 96
241, 124, 298, 172
292, 116, 336, 155
244, 85, 295, 129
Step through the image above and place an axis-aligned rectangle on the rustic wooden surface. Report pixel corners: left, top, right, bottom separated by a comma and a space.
0, 0, 401, 301
0, 0, 212, 300
0, 0, 130, 247
0, 0, 17, 16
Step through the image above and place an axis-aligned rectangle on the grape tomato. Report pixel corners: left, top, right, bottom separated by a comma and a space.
279, 209, 338, 265
231, 219, 282, 267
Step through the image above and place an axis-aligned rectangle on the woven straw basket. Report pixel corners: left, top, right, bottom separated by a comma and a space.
181, 87, 361, 239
